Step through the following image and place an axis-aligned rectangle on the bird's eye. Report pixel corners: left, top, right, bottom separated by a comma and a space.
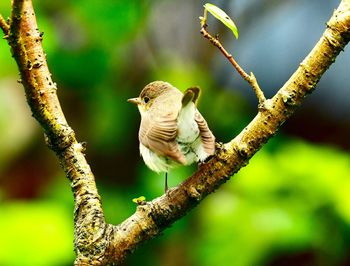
143, 96, 150, 104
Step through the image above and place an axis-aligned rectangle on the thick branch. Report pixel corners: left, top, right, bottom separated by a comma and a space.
106, 0, 350, 263
5, 0, 106, 265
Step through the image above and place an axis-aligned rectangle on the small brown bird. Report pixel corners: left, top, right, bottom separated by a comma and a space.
128, 81, 215, 192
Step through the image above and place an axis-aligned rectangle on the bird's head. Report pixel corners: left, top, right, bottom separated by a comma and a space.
127, 81, 173, 114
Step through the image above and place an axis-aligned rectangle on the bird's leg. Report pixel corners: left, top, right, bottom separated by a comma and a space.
164, 172, 168, 193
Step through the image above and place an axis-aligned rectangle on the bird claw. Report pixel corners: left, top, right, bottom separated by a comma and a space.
165, 187, 176, 198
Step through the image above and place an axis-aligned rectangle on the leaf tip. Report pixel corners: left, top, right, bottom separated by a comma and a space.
203, 2, 239, 39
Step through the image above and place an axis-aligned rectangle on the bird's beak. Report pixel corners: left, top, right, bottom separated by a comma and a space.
127, 97, 141, 105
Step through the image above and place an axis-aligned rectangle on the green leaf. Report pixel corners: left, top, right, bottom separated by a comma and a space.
132, 196, 146, 204
204, 3, 239, 39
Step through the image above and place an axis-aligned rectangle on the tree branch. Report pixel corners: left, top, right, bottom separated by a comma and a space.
200, 24, 266, 105
0, 14, 10, 36
107, 0, 350, 262
5, 0, 107, 264
1, 0, 349, 265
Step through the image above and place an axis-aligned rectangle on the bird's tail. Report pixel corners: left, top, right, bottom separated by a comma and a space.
182, 87, 200, 106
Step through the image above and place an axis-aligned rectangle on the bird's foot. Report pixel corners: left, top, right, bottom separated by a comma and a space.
165, 187, 176, 198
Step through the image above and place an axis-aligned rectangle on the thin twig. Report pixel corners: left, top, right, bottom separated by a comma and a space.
200, 24, 266, 104
0, 14, 10, 36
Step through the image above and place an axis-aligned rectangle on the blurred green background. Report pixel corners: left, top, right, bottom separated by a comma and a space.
1, 0, 350, 265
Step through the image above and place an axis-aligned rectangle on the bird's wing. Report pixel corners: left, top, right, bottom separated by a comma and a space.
194, 110, 215, 156
139, 112, 186, 164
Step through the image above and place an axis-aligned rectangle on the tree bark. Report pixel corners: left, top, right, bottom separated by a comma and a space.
0, 0, 349, 265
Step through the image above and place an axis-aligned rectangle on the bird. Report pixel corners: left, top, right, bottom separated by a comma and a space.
128, 81, 215, 192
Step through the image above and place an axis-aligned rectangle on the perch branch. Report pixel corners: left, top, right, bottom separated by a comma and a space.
1, 0, 349, 265
200, 23, 266, 104
108, 0, 350, 262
